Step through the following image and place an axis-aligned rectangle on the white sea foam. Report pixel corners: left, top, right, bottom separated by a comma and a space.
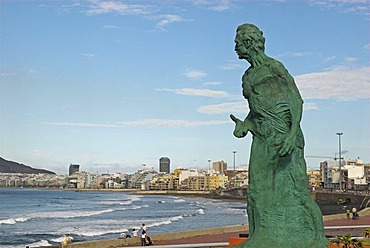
73, 227, 128, 237
148, 215, 184, 227
0, 217, 30, 225
100, 200, 133, 205
51, 235, 68, 243
173, 199, 185, 203
28, 239, 52, 247
195, 208, 205, 215
0, 209, 116, 226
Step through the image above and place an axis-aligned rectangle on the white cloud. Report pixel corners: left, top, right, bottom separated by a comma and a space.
218, 62, 243, 70
102, 24, 121, 29
309, 0, 369, 15
45, 122, 116, 127
1, 72, 16, 77
345, 57, 358, 63
27, 69, 38, 74
209, 0, 231, 11
183, 69, 207, 79
156, 15, 184, 30
324, 56, 337, 63
295, 66, 370, 101
86, 0, 152, 15
303, 102, 319, 110
192, 0, 232, 12
45, 119, 229, 128
203, 81, 222, 86
81, 53, 95, 58
198, 101, 248, 114
277, 51, 313, 58
197, 99, 319, 114
157, 88, 229, 98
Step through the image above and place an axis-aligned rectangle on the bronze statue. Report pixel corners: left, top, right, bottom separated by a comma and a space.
230, 23, 327, 248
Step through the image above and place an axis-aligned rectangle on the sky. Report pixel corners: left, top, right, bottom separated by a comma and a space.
0, 0, 369, 175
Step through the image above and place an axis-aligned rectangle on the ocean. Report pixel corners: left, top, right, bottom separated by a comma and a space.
0, 188, 247, 248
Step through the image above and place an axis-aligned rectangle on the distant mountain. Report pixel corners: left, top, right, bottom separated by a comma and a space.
0, 157, 55, 174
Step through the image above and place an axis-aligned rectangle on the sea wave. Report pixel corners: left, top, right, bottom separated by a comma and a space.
147, 215, 184, 228
99, 200, 133, 205
29, 239, 52, 247
51, 235, 71, 243
72, 228, 129, 237
0, 209, 116, 226
0, 217, 29, 225
1, 239, 53, 248
183, 208, 204, 217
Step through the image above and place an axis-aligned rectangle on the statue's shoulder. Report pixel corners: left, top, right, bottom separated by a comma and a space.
266, 58, 287, 76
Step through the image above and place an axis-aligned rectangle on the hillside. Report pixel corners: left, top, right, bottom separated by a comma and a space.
0, 157, 55, 174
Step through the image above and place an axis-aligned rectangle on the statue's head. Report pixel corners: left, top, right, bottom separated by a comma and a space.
235, 23, 265, 60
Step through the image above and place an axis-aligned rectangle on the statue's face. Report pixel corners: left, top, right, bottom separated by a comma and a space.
234, 32, 252, 61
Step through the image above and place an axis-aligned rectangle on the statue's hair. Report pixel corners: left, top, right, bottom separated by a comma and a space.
237, 23, 265, 52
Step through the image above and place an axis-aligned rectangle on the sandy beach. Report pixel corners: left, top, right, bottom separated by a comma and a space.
61, 208, 370, 248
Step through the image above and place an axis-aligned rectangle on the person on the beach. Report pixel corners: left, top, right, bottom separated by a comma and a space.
141, 230, 147, 246
145, 235, 153, 246
142, 223, 148, 232
132, 228, 139, 237
119, 232, 131, 239
59, 234, 72, 248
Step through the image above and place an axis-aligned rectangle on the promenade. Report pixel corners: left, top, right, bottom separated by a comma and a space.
63, 208, 370, 248
145, 214, 370, 246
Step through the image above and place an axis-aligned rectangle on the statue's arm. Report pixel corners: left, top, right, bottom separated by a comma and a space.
230, 112, 253, 138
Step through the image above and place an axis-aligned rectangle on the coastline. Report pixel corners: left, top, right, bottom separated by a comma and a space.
47, 207, 370, 248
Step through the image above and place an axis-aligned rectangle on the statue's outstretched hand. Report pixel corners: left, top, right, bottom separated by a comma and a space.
230, 114, 249, 138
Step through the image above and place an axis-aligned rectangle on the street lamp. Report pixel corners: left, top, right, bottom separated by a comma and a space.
232, 151, 237, 171
336, 132, 343, 191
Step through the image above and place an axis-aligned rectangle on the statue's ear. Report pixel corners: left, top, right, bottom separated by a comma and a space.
244, 38, 252, 46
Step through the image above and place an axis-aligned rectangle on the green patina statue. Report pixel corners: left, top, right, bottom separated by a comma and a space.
230, 23, 327, 248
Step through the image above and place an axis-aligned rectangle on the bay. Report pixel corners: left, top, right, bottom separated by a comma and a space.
0, 188, 247, 248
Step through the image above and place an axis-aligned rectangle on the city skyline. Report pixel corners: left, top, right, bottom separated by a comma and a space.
1, 0, 369, 175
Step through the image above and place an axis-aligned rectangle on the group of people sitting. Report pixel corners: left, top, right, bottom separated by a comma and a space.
120, 223, 153, 246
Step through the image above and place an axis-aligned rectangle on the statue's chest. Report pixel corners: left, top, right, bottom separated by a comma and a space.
242, 68, 287, 105
242, 67, 274, 98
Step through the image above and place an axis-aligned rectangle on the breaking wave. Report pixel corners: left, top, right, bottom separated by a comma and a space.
0, 209, 116, 226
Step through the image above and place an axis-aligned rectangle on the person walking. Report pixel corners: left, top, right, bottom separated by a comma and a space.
346, 208, 350, 219
141, 230, 147, 246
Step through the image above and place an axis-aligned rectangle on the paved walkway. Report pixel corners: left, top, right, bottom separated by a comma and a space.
123, 215, 370, 247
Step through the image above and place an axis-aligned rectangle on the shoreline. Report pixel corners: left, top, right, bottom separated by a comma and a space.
49, 208, 370, 248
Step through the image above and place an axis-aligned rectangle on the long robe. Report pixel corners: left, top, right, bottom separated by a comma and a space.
238, 58, 327, 248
